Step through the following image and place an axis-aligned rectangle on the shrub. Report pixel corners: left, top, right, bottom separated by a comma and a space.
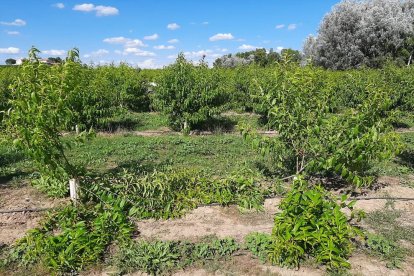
269, 177, 361, 270
154, 54, 229, 132
242, 64, 401, 187
3, 203, 134, 273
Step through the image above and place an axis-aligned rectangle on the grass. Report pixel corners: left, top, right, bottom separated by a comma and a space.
67, 134, 261, 177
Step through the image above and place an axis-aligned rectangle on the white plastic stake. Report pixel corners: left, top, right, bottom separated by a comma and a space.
69, 178, 79, 203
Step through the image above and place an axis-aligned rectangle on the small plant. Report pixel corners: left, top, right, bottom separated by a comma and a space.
269, 176, 361, 271
365, 233, 405, 269
244, 232, 273, 263
83, 168, 266, 219
3, 202, 134, 273
112, 238, 239, 275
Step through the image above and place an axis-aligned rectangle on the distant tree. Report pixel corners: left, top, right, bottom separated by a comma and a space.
304, 0, 414, 69
5, 58, 16, 65
47, 57, 63, 64
214, 48, 285, 68
281, 49, 302, 64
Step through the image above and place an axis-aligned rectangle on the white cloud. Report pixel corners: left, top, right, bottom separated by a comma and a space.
0, 19, 26, 26
167, 23, 180, 30
287, 24, 297, 30
123, 48, 156, 57
209, 33, 234, 42
275, 24, 285, 29
73, 3, 119, 16
168, 39, 179, 44
103, 36, 146, 47
184, 49, 213, 58
6, 31, 20, 35
53, 3, 65, 9
42, 49, 66, 56
144, 33, 159, 40
136, 59, 159, 69
154, 45, 175, 50
84, 49, 109, 58
238, 44, 259, 50
202, 21, 209, 25
0, 47, 20, 54
276, 46, 284, 52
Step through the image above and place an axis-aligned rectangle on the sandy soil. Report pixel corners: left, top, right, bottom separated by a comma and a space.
0, 185, 68, 245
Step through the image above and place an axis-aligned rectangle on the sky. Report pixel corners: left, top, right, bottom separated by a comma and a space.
0, 0, 341, 68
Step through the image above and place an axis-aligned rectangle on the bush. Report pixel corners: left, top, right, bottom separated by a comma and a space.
3, 203, 134, 273
242, 64, 401, 187
269, 177, 361, 270
154, 54, 229, 132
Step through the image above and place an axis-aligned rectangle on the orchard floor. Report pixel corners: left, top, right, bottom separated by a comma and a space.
1, 176, 414, 276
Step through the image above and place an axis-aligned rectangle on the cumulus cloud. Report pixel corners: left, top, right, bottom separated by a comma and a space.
137, 59, 160, 69
209, 33, 234, 42
168, 39, 179, 44
167, 23, 180, 30
287, 24, 297, 30
73, 3, 119, 16
42, 49, 66, 56
84, 49, 109, 58
6, 31, 20, 35
184, 49, 213, 58
53, 3, 65, 9
123, 47, 156, 57
275, 24, 285, 29
238, 44, 259, 50
154, 45, 175, 50
0, 19, 26, 26
276, 46, 284, 52
144, 33, 159, 40
103, 36, 146, 47
0, 47, 20, 54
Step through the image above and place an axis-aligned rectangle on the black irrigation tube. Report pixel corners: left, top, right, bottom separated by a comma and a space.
1, 196, 414, 214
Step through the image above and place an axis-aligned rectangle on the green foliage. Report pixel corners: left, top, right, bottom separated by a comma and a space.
244, 232, 273, 263
154, 54, 229, 132
4, 47, 76, 180
365, 233, 405, 269
3, 203, 134, 273
112, 238, 239, 275
269, 177, 361, 270
241, 64, 401, 187
82, 168, 266, 219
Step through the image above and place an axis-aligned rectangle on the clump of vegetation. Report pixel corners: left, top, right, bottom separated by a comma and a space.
363, 203, 414, 269
154, 53, 229, 132
244, 232, 273, 263
112, 238, 239, 275
268, 177, 361, 271
82, 168, 266, 219
242, 63, 401, 187
365, 233, 406, 269
2, 202, 134, 273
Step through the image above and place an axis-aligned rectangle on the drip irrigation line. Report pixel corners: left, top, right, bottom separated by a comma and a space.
1, 195, 414, 214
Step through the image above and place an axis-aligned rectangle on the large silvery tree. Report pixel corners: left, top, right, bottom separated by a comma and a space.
304, 0, 414, 69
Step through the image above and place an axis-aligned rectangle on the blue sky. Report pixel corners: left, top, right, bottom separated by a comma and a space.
0, 0, 340, 68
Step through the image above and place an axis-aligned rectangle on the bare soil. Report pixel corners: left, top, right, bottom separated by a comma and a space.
0, 185, 68, 245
